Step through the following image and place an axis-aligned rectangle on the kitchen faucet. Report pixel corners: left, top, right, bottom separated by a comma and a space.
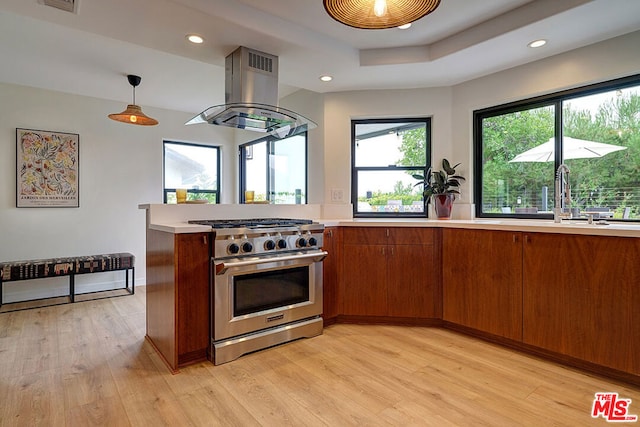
554, 164, 572, 223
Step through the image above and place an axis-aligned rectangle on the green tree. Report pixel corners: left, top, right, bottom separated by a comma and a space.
564, 93, 640, 213
397, 128, 426, 167
481, 106, 555, 210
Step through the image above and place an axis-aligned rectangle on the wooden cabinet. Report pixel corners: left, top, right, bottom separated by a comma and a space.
522, 233, 640, 374
342, 237, 387, 316
322, 227, 341, 324
442, 229, 523, 340
340, 227, 439, 319
442, 229, 639, 375
146, 229, 210, 372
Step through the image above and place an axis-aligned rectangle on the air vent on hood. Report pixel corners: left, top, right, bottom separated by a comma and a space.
186, 46, 316, 138
248, 51, 273, 73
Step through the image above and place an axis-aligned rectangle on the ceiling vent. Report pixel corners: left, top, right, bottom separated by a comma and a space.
38, 0, 78, 14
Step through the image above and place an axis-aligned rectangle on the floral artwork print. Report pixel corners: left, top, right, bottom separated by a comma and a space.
16, 128, 79, 207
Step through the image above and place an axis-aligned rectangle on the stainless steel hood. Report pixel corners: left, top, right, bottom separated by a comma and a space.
186, 46, 316, 138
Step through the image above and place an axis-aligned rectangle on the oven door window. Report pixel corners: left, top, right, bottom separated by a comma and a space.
233, 266, 310, 317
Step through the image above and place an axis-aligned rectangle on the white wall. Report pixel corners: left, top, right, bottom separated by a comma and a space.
0, 83, 234, 300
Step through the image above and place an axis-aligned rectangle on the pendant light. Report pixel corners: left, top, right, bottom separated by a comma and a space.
108, 74, 158, 126
323, 0, 441, 30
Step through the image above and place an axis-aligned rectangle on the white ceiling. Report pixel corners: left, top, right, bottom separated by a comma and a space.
1, 0, 640, 115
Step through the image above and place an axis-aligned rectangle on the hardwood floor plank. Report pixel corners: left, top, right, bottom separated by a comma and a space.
1, 370, 66, 427
59, 361, 120, 408
0, 310, 25, 341
249, 345, 389, 426
177, 384, 261, 427
122, 395, 195, 427
14, 335, 60, 377
66, 395, 131, 427
0, 287, 638, 426
210, 357, 329, 426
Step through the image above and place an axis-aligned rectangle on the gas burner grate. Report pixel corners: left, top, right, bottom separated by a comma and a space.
188, 218, 313, 229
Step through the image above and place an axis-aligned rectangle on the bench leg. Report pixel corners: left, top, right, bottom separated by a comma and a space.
123, 268, 135, 295
124, 267, 135, 295
70, 274, 75, 303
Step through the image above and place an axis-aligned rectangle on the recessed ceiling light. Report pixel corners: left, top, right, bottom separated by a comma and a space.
186, 34, 204, 44
398, 23, 411, 30
528, 39, 547, 48
320, 75, 333, 82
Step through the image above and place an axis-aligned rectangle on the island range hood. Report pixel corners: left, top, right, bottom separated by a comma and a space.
186, 46, 316, 138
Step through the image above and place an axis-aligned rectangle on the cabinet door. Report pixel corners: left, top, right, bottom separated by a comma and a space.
322, 227, 341, 321
341, 243, 387, 316
176, 232, 210, 366
387, 243, 436, 318
442, 229, 523, 340
523, 233, 637, 373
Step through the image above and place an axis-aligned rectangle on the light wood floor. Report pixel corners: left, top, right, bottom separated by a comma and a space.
1, 287, 638, 426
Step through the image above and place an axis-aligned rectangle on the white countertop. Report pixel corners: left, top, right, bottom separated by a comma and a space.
140, 203, 640, 237
149, 217, 640, 238
148, 222, 213, 234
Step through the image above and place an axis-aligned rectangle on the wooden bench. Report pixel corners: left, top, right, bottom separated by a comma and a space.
0, 253, 134, 311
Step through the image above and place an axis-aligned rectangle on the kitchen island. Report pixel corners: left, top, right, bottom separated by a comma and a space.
140, 204, 640, 385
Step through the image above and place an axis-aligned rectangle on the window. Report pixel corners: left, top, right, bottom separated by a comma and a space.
163, 141, 220, 203
239, 132, 307, 204
475, 74, 640, 221
352, 118, 430, 217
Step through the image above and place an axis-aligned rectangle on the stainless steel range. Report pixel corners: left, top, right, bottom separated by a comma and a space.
188, 218, 326, 365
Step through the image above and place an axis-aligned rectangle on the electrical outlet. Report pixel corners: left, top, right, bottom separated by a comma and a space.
331, 188, 344, 202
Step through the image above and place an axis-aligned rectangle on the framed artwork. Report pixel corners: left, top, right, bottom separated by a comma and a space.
16, 128, 79, 208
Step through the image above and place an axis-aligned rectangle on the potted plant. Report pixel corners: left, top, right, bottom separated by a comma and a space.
413, 158, 465, 219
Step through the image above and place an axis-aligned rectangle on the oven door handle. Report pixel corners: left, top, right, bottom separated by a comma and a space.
215, 251, 328, 275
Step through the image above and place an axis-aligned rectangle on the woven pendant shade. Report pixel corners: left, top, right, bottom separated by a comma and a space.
108, 104, 159, 126
108, 74, 158, 126
323, 0, 441, 29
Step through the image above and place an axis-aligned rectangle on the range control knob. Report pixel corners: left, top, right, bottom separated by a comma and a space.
277, 239, 287, 249
241, 242, 253, 253
297, 238, 308, 248
227, 243, 240, 255
308, 237, 318, 247
264, 240, 276, 250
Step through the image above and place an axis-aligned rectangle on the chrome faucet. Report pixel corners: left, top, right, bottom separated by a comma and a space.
554, 164, 572, 223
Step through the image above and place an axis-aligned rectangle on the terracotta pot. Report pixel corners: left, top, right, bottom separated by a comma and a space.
433, 194, 455, 219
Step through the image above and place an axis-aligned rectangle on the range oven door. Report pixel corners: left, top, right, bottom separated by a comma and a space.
213, 250, 327, 341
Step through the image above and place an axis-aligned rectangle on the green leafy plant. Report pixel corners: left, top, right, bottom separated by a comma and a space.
413, 158, 466, 203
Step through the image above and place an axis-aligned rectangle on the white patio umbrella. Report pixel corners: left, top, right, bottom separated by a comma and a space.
509, 136, 627, 162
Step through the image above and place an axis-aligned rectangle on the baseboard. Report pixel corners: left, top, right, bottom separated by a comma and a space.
441, 321, 640, 388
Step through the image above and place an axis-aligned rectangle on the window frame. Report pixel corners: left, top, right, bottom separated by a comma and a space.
239, 132, 309, 204
162, 140, 221, 204
474, 73, 640, 221
351, 117, 431, 218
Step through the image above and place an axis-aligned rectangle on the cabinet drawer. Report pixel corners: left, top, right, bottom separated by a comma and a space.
388, 227, 434, 245
342, 227, 388, 244
342, 227, 435, 245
